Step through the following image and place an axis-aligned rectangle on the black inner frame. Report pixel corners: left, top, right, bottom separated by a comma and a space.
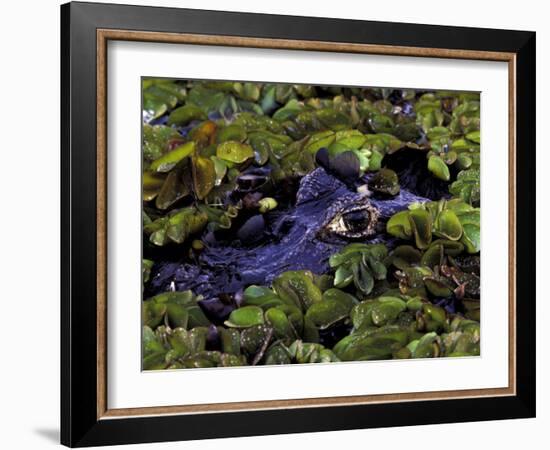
61, 2, 536, 447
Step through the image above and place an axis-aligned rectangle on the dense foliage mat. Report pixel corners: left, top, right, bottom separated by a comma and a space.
141, 80, 481, 370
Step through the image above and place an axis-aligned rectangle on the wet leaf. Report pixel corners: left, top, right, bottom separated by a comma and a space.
305, 298, 351, 330
143, 124, 181, 162
334, 265, 354, 288
149, 141, 196, 172
333, 326, 411, 361
240, 324, 273, 356
225, 306, 265, 328
264, 343, 292, 365
265, 307, 295, 339
368, 168, 400, 196
143, 291, 210, 329
187, 85, 227, 113
465, 130, 481, 144
273, 270, 323, 311
273, 98, 304, 121
144, 207, 208, 246
189, 120, 217, 147
322, 288, 357, 308
420, 244, 443, 267
210, 156, 228, 186
155, 169, 189, 209
219, 328, 241, 355
334, 129, 366, 149
386, 210, 413, 240
316, 108, 352, 131
216, 141, 254, 163
217, 124, 247, 143
242, 286, 283, 310
427, 155, 451, 181
412, 332, 440, 358
286, 340, 339, 363
408, 208, 433, 249
233, 82, 261, 102
461, 223, 481, 253
143, 171, 167, 201
450, 169, 480, 205
191, 155, 215, 200
168, 104, 207, 126
142, 80, 185, 122
390, 245, 421, 269
352, 261, 374, 294
371, 297, 407, 326
424, 278, 454, 298
434, 209, 463, 241
304, 130, 336, 153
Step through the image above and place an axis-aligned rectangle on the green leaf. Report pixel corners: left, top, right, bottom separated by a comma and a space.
273, 98, 303, 121
386, 210, 413, 240
352, 262, 374, 295
334, 129, 366, 149
305, 299, 351, 330
272, 270, 323, 311
408, 208, 433, 249
142, 124, 181, 162
191, 155, 215, 200
224, 306, 265, 328
434, 209, 463, 241
155, 169, 189, 210
188, 85, 228, 113
427, 155, 451, 181
465, 130, 481, 143
243, 285, 284, 310
265, 307, 294, 339
217, 124, 247, 143
461, 223, 481, 253
233, 82, 261, 102
149, 141, 196, 172
334, 265, 354, 288
216, 141, 254, 163
168, 104, 207, 126
370, 297, 407, 326
450, 169, 480, 205
304, 130, 336, 153
143, 171, 166, 201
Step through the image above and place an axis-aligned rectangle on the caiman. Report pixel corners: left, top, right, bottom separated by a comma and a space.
147, 152, 440, 304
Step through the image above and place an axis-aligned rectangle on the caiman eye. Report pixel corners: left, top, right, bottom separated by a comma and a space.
321, 200, 380, 240
342, 209, 371, 234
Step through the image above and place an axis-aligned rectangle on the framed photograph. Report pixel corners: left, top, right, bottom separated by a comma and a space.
61, 1, 536, 447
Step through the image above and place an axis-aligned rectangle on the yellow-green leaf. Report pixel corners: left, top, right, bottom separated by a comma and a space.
149, 141, 196, 172
216, 141, 254, 163
192, 156, 215, 200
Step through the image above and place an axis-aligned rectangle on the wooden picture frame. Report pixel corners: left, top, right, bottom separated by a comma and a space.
61, 1, 536, 447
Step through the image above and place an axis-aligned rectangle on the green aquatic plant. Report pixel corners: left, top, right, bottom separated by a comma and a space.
143, 206, 208, 246
449, 168, 480, 205
142, 79, 187, 122
386, 199, 480, 253
329, 244, 389, 295
143, 325, 247, 370
142, 290, 210, 330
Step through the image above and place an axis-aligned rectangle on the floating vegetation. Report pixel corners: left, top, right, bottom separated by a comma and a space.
142, 79, 481, 370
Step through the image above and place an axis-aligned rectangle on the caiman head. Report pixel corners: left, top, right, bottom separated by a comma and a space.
148, 167, 429, 300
